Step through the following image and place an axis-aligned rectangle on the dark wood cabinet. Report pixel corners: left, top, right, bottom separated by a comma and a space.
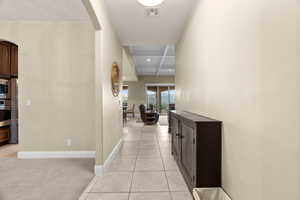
10, 44, 18, 76
170, 111, 222, 192
0, 127, 10, 143
0, 42, 11, 76
171, 116, 181, 159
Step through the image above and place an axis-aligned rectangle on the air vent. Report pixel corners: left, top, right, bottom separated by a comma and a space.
146, 7, 159, 17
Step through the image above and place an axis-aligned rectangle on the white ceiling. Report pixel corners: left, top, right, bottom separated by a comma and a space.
0, 0, 89, 21
128, 45, 175, 76
0, 0, 195, 76
105, 0, 197, 76
104, 0, 196, 45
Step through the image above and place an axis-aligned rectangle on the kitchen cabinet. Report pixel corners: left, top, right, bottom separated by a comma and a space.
10, 44, 18, 76
0, 42, 11, 76
170, 111, 222, 192
0, 127, 10, 143
0, 42, 18, 77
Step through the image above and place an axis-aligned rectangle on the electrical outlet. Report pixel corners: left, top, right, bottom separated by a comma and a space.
66, 139, 72, 147
26, 99, 31, 106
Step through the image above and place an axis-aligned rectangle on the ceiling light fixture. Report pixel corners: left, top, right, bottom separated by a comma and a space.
146, 58, 152, 62
137, 0, 165, 7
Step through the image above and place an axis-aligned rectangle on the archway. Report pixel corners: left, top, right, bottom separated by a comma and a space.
0, 39, 19, 158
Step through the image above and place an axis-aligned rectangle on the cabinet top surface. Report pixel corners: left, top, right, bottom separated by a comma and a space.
170, 110, 222, 123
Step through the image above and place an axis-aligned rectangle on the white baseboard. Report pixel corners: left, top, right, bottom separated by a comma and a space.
103, 139, 123, 169
17, 151, 96, 159
94, 139, 123, 176
94, 165, 103, 176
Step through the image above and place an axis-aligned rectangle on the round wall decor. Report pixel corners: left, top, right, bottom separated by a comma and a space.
111, 62, 120, 97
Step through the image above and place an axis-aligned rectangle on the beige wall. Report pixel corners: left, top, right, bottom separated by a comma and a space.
0, 21, 95, 151
122, 49, 138, 82
84, 0, 123, 165
124, 76, 175, 111
176, 0, 300, 200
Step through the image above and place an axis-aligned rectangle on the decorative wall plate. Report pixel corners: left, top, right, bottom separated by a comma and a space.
111, 62, 120, 97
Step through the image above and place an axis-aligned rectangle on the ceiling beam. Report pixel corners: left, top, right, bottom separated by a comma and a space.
155, 45, 169, 76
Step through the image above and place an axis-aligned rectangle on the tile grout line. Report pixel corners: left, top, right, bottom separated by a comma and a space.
157, 130, 174, 200
86, 121, 184, 199
127, 125, 141, 200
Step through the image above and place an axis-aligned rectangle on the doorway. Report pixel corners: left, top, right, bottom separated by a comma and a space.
0, 40, 19, 158
145, 84, 175, 114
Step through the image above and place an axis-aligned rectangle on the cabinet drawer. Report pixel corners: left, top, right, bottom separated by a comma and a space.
0, 127, 10, 142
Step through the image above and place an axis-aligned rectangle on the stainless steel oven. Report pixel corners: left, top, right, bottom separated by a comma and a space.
0, 79, 10, 100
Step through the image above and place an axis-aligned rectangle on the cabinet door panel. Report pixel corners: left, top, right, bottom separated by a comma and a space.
171, 116, 180, 160
10, 44, 18, 76
181, 123, 195, 184
0, 43, 11, 76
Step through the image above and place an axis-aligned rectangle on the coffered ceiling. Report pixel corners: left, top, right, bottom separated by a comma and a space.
128, 45, 175, 76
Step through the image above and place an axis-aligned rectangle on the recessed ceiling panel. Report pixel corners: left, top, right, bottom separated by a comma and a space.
128, 45, 175, 76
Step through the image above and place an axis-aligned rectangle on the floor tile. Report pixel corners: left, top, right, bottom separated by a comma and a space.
82, 177, 98, 193
160, 148, 172, 158
87, 193, 129, 200
131, 171, 169, 192
80, 119, 195, 200
135, 158, 164, 171
141, 134, 157, 140
91, 172, 132, 192
138, 144, 159, 149
115, 154, 138, 159
139, 140, 158, 146
118, 147, 139, 156
123, 133, 141, 141
121, 142, 140, 149
0, 144, 18, 158
171, 192, 194, 200
159, 142, 172, 148
79, 192, 89, 200
138, 149, 161, 158
104, 158, 136, 172
129, 192, 172, 200
163, 158, 179, 171
166, 171, 189, 191
158, 135, 171, 141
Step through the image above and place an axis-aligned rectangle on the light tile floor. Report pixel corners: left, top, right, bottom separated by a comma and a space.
79, 120, 193, 200
0, 144, 18, 158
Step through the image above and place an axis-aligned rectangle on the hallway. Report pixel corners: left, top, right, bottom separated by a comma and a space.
80, 120, 193, 200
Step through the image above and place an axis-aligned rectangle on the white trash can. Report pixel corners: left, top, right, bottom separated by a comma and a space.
193, 188, 231, 200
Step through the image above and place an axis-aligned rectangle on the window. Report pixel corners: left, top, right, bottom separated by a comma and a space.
146, 84, 176, 114
122, 85, 128, 106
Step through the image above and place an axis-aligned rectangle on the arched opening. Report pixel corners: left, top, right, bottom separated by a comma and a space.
0, 39, 19, 157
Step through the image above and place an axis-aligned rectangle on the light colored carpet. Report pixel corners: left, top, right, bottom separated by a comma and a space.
0, 158, 94, 200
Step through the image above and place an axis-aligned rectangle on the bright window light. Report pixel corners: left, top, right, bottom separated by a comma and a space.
137, 0, 165, 7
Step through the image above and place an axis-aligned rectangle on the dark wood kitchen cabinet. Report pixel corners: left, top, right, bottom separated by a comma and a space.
10, 44, 18, 76
0, 42, 18, 77
170, 111, 222, 192
0, 127, 10, 143
0, 42, 11, 76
